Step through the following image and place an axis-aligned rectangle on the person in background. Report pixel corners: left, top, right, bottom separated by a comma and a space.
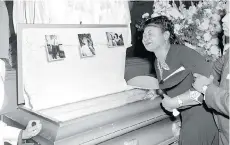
80, 37, 95, 57
51, 35, 58, 59
142, 16, 218, 145
45, 35, 52, 55
0, 1, 10, 67
114, 33, 123, 46
107, 33, 117, 47
0, 1, 42, 145
0, 59, 42, 145
193, 2, 229, 145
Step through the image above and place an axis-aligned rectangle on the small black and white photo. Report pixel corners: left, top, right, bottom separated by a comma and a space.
45, 35, 66, 62
78, 33, 96, 58
106, 32, 124, 47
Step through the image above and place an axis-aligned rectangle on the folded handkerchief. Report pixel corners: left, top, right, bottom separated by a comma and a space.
163, 66, 185, 81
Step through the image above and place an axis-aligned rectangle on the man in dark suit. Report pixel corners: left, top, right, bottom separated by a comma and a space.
193, 3, 229, 145
51, 45, 58, 59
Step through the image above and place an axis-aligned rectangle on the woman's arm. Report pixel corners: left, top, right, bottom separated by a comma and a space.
177, 90, 202, 106
179, 46, 212, 76
178, 46, 212, 106
162, 90, 203, 112
162, 46, 213, 111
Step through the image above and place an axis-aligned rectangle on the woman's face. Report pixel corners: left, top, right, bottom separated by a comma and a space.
114, 34, 119, 39
46, 36, 51, 42
142, 26, 166, 52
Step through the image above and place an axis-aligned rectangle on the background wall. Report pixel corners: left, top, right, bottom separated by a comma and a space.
4, 1, 226, 70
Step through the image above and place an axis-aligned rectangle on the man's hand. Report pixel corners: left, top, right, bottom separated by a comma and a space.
22, 120, 42, 139
193, 73, 214, 93
162, 94, 179, 112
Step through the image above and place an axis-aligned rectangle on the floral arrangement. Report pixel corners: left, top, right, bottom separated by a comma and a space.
137, 0, 226, 62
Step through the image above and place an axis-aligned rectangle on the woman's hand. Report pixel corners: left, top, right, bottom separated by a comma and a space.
22, 120, 42, 139
162, 94, 179, 112
143, 90, 159, 100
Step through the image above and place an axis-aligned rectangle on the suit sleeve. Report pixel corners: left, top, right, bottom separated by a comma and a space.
211, 55, 225, 86
0, 121, 21, 144
3, 125, 22, 141
205, 83, 229, 116
0, 60, 5, 110
205, 53, 229, 116
0, 59, 21, 143
0, 1, 10, 59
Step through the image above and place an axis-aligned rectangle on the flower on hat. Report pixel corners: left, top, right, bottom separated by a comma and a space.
142, 13, 150, 19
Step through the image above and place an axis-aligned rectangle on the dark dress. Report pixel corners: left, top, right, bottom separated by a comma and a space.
155, 44, 219, 145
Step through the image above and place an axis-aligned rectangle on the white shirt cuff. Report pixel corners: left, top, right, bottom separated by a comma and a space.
189, 90, 202, 103
202, 85, 208, 100
0, 121, 21, 142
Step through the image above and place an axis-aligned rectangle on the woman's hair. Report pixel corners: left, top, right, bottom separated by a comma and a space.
114, 33, 118, 38
144, 16, 178, 44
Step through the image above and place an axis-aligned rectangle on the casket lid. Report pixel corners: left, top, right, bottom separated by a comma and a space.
17, 24, 131, 111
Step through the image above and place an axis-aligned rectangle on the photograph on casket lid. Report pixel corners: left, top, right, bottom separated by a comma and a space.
45, 35, 66, 62
106, 32, 124, 47
19, 25, 148, 122
78, 33, 96, 58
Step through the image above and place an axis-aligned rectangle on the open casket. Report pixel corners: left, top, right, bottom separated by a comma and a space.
3, 24, 179, 145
